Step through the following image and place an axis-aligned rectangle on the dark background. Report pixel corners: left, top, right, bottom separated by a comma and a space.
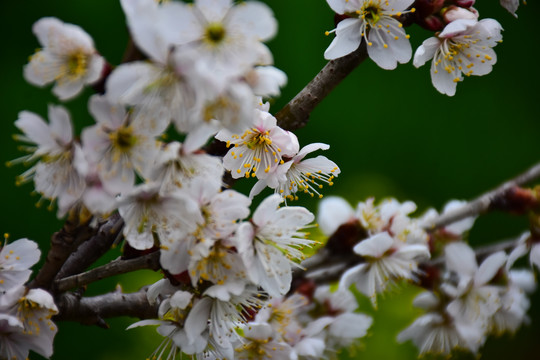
1, 0, 539, 359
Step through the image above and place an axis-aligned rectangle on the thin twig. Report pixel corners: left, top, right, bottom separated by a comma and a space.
55, 289, 158, 326
275, 42, 368, 131
56, 214, 124, 281
425, 161, 540, 231
55, 252, 160, 292
29, 213, 96, 291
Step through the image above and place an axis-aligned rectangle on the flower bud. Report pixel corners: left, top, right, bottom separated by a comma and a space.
413, 0, 445, 17
418, 14, 445, 31
454, 0, 476, 7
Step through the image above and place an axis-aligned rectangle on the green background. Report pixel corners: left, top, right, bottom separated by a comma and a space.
1, 0, 539, 359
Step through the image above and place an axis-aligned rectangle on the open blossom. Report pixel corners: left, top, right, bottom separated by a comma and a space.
172, 0, 277, 89
236, 194, 315, 297
13, 106, 86, 216
24, 17, 104, 100
413, 18, 503, 96
0, 287, 58, 360
0, 238, 40, 292
117, 182, 201, 250
250, 143, 340, 200
216, 109, 299, 180
324, 0, 414, 69
81, 95, 161, 193
340, 232, 430, 307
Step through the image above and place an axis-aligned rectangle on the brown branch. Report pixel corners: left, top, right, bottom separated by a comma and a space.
55, 289, 158, 326
275, 42, 368, 131
56, 214, 124, 281
29, 213, 96, 291
425, 161, 540, 231
55, 252, 160, 293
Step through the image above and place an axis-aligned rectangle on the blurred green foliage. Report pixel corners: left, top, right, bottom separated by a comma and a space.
1, 0, 539, 359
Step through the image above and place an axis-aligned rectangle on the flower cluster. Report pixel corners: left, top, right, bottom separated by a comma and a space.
0, 237, 58, 360
324, 0, 504, 95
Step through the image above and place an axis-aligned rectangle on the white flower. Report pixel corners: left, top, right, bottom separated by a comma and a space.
313, 286, 373, 348
118, 182, 201, 250
0, 238, 40, 292
397, 291, 486, 355
235, 323, 295, 360
173, 0, 277, 89
324, 0, 414, 69
81, 95, 161, 193
0, 287, 59, 359
442, 243, 507, 326
413, 18, 503, 96
216, 109, 299, 180
23, 17, 104, 100
340, 232, 430, 307
251, 143, 340, 201
236, 195, 315, 297
13, 106, 86, 216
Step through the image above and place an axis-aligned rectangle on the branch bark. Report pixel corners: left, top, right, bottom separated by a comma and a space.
29, 213, 96, 291
55, 252, 160, 293
56, 214, 124, 281
55, 289, 158, 326
275, 42, 368, 131
425, 161, 540, 231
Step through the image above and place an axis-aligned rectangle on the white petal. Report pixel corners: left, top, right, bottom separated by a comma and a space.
474, 251, 507, 286
324, 18, 362, 60
413, 37, 440, 68
317, 196, 355, 236
353, 232, 394, 258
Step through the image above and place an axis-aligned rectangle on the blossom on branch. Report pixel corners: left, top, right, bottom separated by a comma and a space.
24, 17, 105, 100
413, 18, 503, 96
324, 0, 414, 69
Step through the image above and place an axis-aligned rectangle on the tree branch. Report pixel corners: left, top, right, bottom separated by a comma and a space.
29, 213, 96, 291
56, 214, 124, 281
55, 252, 160, 293
55, 289, 158, 326
425, 161, 540, 231
275, 42, 368, 131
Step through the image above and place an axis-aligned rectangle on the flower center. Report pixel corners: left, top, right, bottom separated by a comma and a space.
109, 126, 137, 151
204, 22, 226, 44
67, 51, 87, 77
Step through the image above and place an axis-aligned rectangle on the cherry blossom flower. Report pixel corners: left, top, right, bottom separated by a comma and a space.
250, 143, 340, 201
442, 243, 507, 327
216, 109, 299, 180
117, 182, 201, 250
340, 232, 430, 307
24, 17, 104, 100
172, 0, 278, 89
324, 0, 415, 69
236, 195, 315, 297
0, 287, 58, 359
81, 95, 161, 193
397, 291, 486, 355
0, 238, 40, 292
13, 106, 86, 216
235, 323, 295, 360
413, 18, 503, 96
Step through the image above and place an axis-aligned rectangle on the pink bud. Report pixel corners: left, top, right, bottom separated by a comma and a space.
418, 15, 445, 31
454, 0, 476, 7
